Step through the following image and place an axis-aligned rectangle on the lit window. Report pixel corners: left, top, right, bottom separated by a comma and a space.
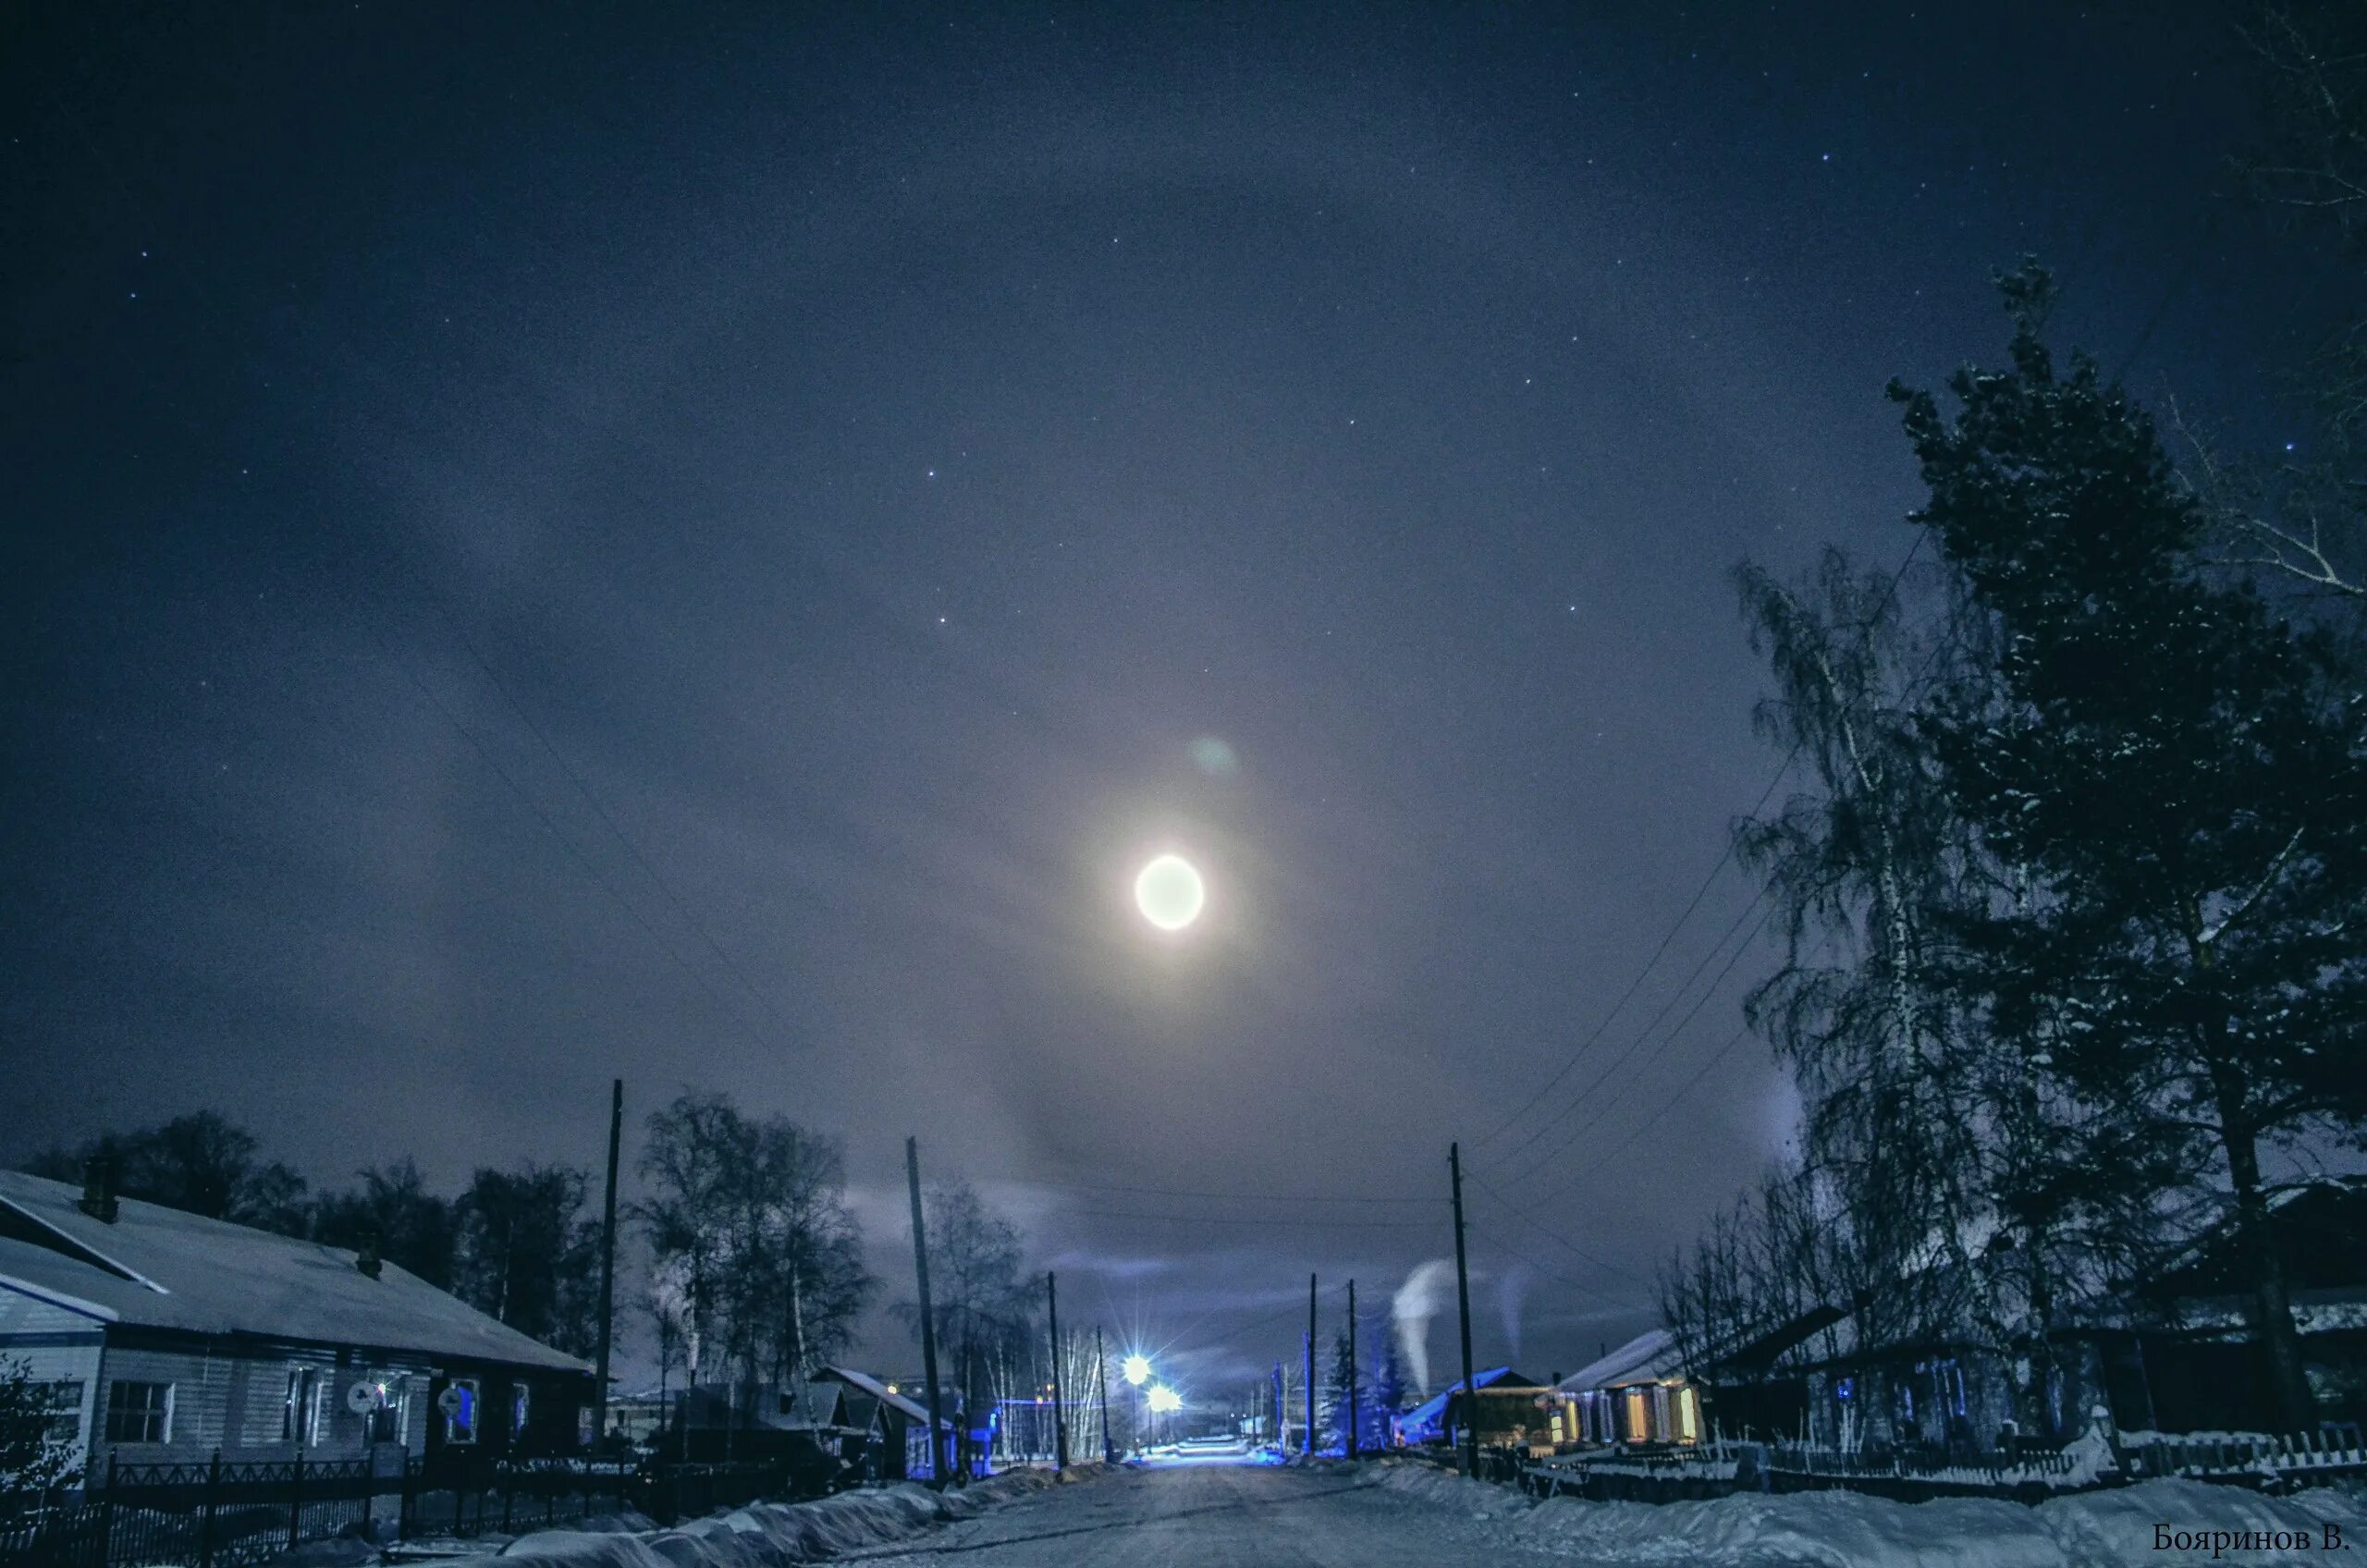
445, 1379, 479, 1445
1676, 1385, 1700, 1444
1622, 1387, 1649, 1441
104, 1381, 171, 1444
512, 1384, 530, 1438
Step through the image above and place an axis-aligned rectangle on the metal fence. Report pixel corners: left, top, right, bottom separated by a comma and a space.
0, 1453, 803, 1568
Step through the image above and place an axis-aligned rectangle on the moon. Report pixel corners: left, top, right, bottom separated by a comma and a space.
1134, 854, 1206, 931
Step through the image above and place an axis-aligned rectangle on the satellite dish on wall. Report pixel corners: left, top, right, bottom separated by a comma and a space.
436, 1386, 465, 1416
346, 1380, 380, 1415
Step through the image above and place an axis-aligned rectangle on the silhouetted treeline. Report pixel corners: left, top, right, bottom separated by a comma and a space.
19, 1112, 603, 1358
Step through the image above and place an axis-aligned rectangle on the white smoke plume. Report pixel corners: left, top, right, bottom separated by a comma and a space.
1497, 1262, 1532, 1361
1392, 1259, 1458, 1395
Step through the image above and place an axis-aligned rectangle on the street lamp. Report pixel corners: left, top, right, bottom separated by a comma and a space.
1147, 1383, 1182, 1448
1122, 1355, 1152, 1455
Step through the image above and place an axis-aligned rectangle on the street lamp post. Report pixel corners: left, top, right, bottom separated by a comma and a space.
1122, 1354, 1150, 1456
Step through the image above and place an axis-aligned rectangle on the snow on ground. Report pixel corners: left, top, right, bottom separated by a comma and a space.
1364, 1454, 2367, 1568
411, 1467, 1080, 1568
324, 1457, 2367, 1567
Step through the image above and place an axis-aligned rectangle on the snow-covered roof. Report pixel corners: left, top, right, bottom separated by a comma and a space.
1555, 1329, 1683, 1392
0, 1170, 588, 1374
1398, 1366, 1534, 1428
814, 1365, 939, 1427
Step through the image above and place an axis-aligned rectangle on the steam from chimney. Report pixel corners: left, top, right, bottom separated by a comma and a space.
1496, 1262, 1531, 1360
1391, 1259, 1457, 1395
355, 1227, 384, 1280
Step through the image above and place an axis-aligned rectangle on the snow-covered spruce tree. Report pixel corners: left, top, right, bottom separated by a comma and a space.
1320, 1328, 1365, 1453
1732, 545, 2183, 1439
1367, 1320, 1411, 1450
1890, 265, 2367, 1430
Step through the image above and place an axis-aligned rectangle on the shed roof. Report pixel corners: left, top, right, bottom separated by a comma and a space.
814, 1365, 939, 1427
1399, 1366, 1536, 1428
1555, 1329, 1683, 1392
0, 1170, 587, 1374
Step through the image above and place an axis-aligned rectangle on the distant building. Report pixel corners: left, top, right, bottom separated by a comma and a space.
0, 1166, 595, 1483
665, 1367, 950, 1483
1543, 1331, 1704, 1448
1392, 1367, 1545, 1449
811, 1366, 947, 1479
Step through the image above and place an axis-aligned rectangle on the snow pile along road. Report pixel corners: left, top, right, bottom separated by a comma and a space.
445, 1467, 1083, 1568
1372, 1460, 2367, 1568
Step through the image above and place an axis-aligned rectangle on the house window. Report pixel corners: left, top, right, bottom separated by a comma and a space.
511, 1384, 530, 1439
39, 1380, 84, 1443
444, 1379, 479, 1444
1930, 1359, 1967, 1418
1895, 1380, 1916, 1429
367, 1381, 404, 1445
1622, 1387, 1649, 1442
104, 1380, 172, 1444
1676, 1386, 1700, 1444
284, 1367, 319, 1444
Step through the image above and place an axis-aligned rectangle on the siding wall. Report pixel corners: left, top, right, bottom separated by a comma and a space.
78, 1342, 448, 1465
0, 1283, 105, 1476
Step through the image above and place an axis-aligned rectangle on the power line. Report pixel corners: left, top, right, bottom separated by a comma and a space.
1474, 527, 1934, 1165
984, 1171, 1441, 1207
1460, 1166, 1637, 1280
1465, 1223, 1644, 1307
1060, 1208, 1438, 1231
386, 648, 781, 1053
1470, 776, 1775, 1152
1489, 887, 1776, 1188
1564, 1021, 1759, 1190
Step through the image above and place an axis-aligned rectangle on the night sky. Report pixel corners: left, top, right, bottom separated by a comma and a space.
1, 2, 2335, 1392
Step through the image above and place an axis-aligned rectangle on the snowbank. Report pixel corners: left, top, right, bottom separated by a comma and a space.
1369, 1459, 1534, 1521
1375, 1461, 2367, 1567
464, 1467, 1082, 1568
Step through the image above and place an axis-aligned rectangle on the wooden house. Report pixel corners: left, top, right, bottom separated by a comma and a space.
0, 1166, 594, 1485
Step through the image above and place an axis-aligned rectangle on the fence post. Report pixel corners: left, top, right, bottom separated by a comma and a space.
288, 1449, 305, 1550
97, 1450, 118, 1568
199, 1450, 222, 1568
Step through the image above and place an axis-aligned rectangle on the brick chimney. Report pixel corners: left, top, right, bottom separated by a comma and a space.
78, 1154, 119, 1223
356, 1227, 384, 1280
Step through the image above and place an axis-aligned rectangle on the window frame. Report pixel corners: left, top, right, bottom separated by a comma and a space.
444, 1378, 480, 1446
283, 1366, 319, 1445
104, 1379, 173, 1445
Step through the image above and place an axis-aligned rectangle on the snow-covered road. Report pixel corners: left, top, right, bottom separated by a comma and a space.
836, 1460, 1581, 1567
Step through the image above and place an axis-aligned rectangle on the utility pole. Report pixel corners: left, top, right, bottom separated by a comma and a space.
1304, 1273, 1317, 1456
1345, 1278, 1359, 1460
1047, 1272, 1070, 1469
1095, 1327, 1114, 1463
907, 1138, 948, 1484
1450, 1142, 1479, 1479
591, 1078, 622, 1451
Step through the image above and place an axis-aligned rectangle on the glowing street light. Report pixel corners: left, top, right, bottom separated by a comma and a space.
1122, 1355, 1152, 1387
1147, 1385, 1182, 1414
